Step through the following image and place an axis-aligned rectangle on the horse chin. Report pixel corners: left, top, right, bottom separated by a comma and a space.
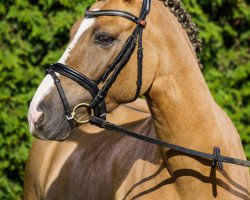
32, 119, 71, 141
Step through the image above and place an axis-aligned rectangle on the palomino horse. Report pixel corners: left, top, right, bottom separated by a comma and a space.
26, 0, 250, 199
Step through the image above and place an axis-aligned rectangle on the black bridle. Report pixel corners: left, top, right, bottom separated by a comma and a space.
46, 0, 151, 127
46, 0, 250, 169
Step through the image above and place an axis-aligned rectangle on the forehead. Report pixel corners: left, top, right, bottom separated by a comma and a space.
70, 0, 139, 37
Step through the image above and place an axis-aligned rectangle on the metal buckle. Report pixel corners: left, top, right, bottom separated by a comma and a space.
66, 115, 74, 121
71, 103, 93, 124
139, 20, 147, 27
100, 113, 107, 118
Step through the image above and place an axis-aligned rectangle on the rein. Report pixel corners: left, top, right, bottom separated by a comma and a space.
89, 116, 250, 169
46, 0, 250, 169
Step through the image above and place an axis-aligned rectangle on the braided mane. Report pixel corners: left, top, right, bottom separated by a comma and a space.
162, 0, 203, 69
124, 0, 203, 68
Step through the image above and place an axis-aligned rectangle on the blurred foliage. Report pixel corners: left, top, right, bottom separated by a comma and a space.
0, 0, 92, 199
0, 0, 249, 199
183, 0, 250, 158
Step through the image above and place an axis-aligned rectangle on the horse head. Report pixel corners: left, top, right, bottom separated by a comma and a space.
28, 0, 157, 140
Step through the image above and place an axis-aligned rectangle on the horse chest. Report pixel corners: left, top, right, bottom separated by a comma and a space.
45, 124, 169, 200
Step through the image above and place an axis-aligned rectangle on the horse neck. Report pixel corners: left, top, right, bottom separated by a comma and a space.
145, 4, 244, 165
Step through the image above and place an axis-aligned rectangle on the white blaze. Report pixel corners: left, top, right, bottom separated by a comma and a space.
58, 17, 96, 64
28, 17, 95, 133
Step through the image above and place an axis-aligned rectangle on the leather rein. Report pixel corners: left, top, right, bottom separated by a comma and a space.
46, 0, 250, 169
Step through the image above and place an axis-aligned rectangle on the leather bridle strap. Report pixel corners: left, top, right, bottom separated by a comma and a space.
89, 31, 139, 108
49, 63, 99, 97
85, 6, 150, 108
84, 10, 141, 24
90, 116, 250, 168
46, 68, 75, 128
47, 63, 107, 118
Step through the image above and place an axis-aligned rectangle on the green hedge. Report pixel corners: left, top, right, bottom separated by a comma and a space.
0, 0, 249, 199
185, 0, 250, 157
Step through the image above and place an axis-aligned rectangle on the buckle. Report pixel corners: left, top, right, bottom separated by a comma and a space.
212, 147, 224, 170
66, 115, 74, 121
139, 20, 147, 27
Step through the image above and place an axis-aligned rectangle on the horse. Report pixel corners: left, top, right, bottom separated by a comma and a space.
25, 0, 250, 199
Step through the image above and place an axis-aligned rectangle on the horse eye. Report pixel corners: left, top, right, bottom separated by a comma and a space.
95, 34, 114, 46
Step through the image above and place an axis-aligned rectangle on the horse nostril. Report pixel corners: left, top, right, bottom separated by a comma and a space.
37, 101, 44, 112
35, 112, 44, 130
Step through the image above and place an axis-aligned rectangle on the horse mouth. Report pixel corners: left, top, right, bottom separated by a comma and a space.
32, 118, 71, 141
48, 119, 71, 141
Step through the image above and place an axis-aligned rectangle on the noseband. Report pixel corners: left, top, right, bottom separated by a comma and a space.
46, 0, 151, 128
46, 0, 250, 168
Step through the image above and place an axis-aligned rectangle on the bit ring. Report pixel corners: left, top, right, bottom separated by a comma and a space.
71, 103, 93, 124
